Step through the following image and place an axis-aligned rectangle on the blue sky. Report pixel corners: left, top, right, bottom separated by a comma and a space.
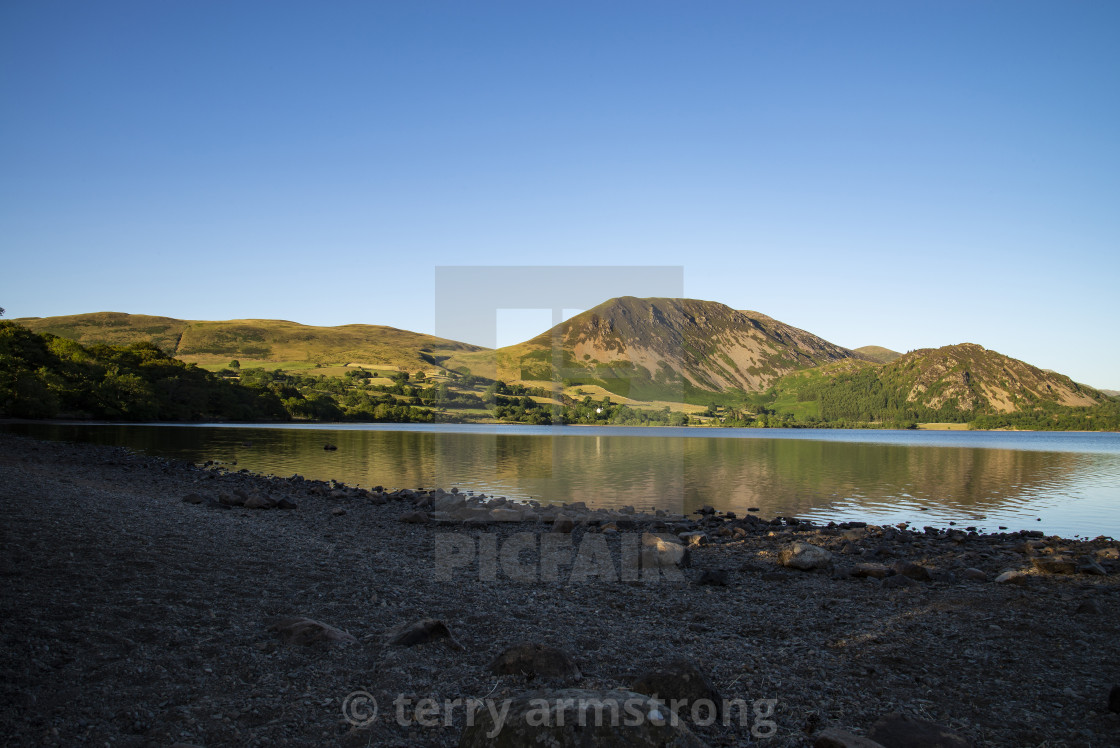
2, 1, 1117, 387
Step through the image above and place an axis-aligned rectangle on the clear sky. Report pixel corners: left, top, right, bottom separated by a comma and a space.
2, 1, 1117, 388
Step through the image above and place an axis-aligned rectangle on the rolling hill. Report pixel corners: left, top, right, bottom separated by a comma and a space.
764, 342, 1111, 423
13, 312, 485, 371
852, 345, 902, 364
15, 303, 1113, 426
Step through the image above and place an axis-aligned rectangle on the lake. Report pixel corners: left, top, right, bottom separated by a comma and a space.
5, 422, 1120, 539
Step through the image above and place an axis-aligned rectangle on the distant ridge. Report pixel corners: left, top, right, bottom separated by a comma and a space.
14, 312, 485, 370
15, 302, 1112, 421
853, 345, 902, 364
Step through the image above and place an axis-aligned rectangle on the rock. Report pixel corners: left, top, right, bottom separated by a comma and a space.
1076, 599, 1105, 615
1109, 684, 1120, 713
961, 567, 987, 582
218, 493, 244, 506
867, 712, 971, 748
928, 569, 957, 584
399, 511, 429, 524
994, 570, 1029, 585
678, 531, 707, 547
696, 505, 716, 515
893, 560, 932, 581
779, 542, 833, 571
814, 728, 888, 748
697, 569, 729, 586
852, 563, 891, 579
243, 494, 273, 509
1077, 556, 1108, 575
323, 443, 337, 451
490, 507, 524, 522
181, 493, 205, 504
275, 497, 298, 510
331, 506, 346, 516
631, 659, 722, 720
459, 688, 708, 748
642, 534, 691, 569
881, 575, 920, 590
386, 618, 463, 649
553, 515, 575, 533
489, 643, 582, 684
1031, 557, 1078, 574
269, 616, 356, 646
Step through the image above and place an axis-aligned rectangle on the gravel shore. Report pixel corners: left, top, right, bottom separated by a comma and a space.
2, 431, 1119, 747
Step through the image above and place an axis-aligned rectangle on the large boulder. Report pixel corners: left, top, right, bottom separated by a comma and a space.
458, 689, 708, 748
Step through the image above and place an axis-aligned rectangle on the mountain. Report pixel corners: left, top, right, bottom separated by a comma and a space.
767, 342, 1110, 423
852, 345, 902, 364
451, 297, 856, 400
883, 343, 1105, 413
14, 312, 485, 370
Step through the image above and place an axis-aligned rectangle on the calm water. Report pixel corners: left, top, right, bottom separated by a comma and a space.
6, 422, 1120, 538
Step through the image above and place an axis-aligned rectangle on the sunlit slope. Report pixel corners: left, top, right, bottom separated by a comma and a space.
16, 313, 485, 370
766, 343, 1110, 421
852, 345, 902, 364
450, 297, 856, 399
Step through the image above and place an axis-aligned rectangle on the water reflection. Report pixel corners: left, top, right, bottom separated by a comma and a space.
4, 422, 1118, 538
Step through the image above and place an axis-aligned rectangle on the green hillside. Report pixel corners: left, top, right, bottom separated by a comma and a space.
757, 343, 1115, 428
15, 313, 485, 373
852, 345, 902, 364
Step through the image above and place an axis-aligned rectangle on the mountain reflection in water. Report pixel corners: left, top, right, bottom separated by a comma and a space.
5, 422, 1118, 538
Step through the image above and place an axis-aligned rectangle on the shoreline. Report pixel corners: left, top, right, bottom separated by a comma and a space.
2, 432, 1119, 746
4, 415, 1120, 435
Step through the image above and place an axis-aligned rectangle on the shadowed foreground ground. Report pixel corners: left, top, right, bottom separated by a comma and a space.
1, 432, 1118, 746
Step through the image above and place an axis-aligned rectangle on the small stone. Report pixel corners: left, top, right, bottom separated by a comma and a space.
386, 618, 463, 649
275, 497, 298, 510
488, 643, 581, 683
868, 711, 971, 748
893, 560, 932, 581
641, 533, 691, 569
244, 494, 274, 510
678, 531, 707, 547
631, 659, 722, 720
1077, 556, 1108, 575
779, 542, 833, 571
881, 575, 920, 590
995, 570, 1029, 585
331, 507, 346, 516
1109, 684, 1120, 713
269, 617, 356, 646
814, 728, 888, 748
1076, 599, 1105, 615
458, 689, 706, 747
697, 569, 729, 586
399, 511, 429, 524
181, 493, 205, 504
552, 515, 575, 533
852, 563, 891, 580
962, 568, 987, 582
1032, 557, 1078, 574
